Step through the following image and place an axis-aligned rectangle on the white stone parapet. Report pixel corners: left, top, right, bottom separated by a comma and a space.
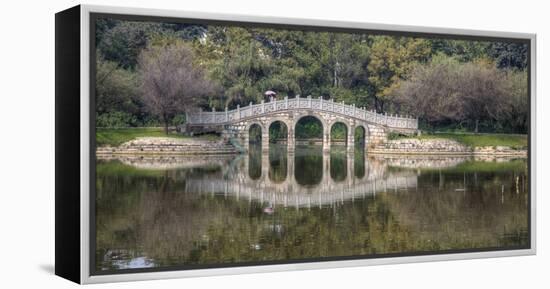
186, 96, 418, 130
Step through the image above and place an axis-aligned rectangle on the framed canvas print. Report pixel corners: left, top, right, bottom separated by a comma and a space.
55, 4, 536, 284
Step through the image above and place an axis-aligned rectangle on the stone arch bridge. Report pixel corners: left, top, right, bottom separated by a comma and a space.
186, 96, 418, 152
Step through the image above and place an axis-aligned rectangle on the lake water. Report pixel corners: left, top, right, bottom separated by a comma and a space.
95, 144, 529, 272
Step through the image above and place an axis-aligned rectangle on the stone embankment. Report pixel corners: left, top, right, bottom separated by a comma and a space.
96, 137, 238, 155
370, 138, 526, 157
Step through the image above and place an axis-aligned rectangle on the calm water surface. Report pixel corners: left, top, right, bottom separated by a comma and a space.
95, 144, 529, 271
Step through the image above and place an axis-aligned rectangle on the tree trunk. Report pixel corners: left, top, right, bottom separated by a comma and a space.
163, 113, 169, 135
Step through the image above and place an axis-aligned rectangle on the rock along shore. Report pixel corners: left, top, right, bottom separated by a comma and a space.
96, 137, 238, 155
369, 138, 527, 157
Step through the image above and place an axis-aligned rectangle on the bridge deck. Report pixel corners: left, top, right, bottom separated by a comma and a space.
187, 96, 418, 130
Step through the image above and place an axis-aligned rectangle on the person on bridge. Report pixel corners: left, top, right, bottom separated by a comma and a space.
264, 90, 277, 102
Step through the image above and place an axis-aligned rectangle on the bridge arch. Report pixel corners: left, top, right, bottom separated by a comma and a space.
329, 121, 349, 146
187, 96, 418, 153
267, 119, 290, 145
354, 124, 369, 148
247, 122, 263, 145
294, 114, 326, 146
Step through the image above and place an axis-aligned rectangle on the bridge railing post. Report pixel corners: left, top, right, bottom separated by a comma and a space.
237, 104, 240, 120
308, 95, 312, 108
261, 100, 265, 114
285, 96, 288, 109
225, 106, 228, 122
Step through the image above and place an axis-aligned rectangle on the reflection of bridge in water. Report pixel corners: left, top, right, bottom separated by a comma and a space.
99, 146, 519, 208
190, 146, 419, 208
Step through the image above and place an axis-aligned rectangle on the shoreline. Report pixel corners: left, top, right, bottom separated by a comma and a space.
367, 150, 527, 157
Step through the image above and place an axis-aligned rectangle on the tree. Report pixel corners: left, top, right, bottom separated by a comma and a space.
367, 36, 431, 113
95, 57, 141, 127
138, 40, 215, 133
391, 55, 527, 134
489, 42, 528, 70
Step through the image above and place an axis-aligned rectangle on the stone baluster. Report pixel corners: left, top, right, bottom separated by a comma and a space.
308, 95, 312, 108
199, 108, 202, 123
225, 106, 228, 122
261, 100, 265, 114
320, 96, 323, 110
237, 104, 240, 120
285, 96, 288, 109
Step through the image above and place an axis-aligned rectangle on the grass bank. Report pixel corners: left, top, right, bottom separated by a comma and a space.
390, 132, 528, 149
96, 127, 219, 147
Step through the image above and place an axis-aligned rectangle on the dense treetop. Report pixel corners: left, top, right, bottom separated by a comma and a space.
95, 18, 528, 134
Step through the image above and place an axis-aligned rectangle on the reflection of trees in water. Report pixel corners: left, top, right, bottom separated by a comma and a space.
95, 157, 529, 271
248, 144, 262, 180
294, 145, 323, 186
381, 164, 529, 250
95, 163, 224, 270
269, 144, 287, 183
354, 150, 365, 178
330, 146, 347, 182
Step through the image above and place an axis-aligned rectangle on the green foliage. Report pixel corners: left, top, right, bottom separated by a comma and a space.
387, 131, 406, 140
430, 39, 491, 62
330, 122, 347, 140
171, 114, 187, 126
95, 58, 140, 115
94, 18, 529, 135
96, 160, 164, 177
248, 124, 262, 143
96, 128, 183, 146
96, 128, 218, 147
96, 111, 138, 128
295, 116, 323, 139
269, 121, 288, 142
367, 36, 432, 112
489, 42, 528, 70
354, 126, 366, 144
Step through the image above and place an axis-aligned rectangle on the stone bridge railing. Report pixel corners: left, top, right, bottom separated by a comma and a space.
186, 96, 418, 130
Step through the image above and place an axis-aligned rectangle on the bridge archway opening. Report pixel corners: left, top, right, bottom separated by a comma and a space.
249, 123, 262, 145
355, 125, 367, 149
330, 122, 348, 146
269, 121, 288, 144
295, 116, 323, 145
